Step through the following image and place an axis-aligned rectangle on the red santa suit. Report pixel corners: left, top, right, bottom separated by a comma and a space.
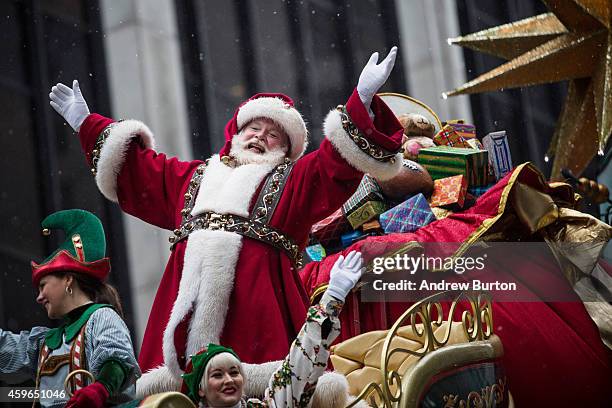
77, 90, 403, 391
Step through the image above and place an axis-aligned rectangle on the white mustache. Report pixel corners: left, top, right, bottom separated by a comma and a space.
247, 141, 266, 151
230, 135, 286, 165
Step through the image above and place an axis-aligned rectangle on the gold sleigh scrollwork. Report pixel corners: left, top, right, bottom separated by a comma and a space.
346, 290, 494, 408
443, 377, 506, 408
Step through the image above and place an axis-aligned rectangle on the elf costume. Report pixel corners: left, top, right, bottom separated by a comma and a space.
181, 293, 344, 408
0, 209, 140, 407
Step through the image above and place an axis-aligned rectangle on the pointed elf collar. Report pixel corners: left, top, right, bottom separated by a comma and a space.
44, 303, 111, 350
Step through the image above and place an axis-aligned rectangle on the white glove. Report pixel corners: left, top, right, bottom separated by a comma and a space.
325, 250, 365, 302
357, 46, 398, 117
49, 80, 90, 132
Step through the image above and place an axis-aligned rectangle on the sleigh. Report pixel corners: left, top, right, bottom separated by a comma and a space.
331, 290, 514, 408
301, 162, 611, 407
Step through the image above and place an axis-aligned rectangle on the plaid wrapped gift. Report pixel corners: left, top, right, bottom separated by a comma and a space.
305, 244, 326, 262
310, 208, 351, 246
346, 201, 387, 229
483, 131, 513, 180
433, 124, 471, 148
342, 175, 384, 215
417, 146, 489, 187
447, 122, 476, 140
429, 175, 468, 208
379, 193, 435, 233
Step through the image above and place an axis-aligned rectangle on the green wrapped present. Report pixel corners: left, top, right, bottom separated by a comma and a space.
417, 146, 489, 187
346, 201, 387, 229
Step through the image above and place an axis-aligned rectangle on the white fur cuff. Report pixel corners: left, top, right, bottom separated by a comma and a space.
95, 119, 155, 202
324, 109, 402, 181
311, 371, 351, 408
136, 365, 181, 398
242, 360, 283, 397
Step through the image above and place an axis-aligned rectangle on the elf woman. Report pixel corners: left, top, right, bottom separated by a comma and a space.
0, 209, 140, 407
181, 251, 365, 408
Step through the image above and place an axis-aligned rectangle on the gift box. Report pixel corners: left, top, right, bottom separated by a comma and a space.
310, 208, 351, 246
361, 219, 383, 234
431, 207, 453, 220
482, 131, 513, 180
433, 124, 471, 148
346, 201, 387, 229
466, 138, 484, 150
340, 230, 365, 248
447, 121, 476, 140
468, 183, 495, 197
417, 146, 489, 187
305, 244, 326, 262
429, 175, 468, 208
342, 175, 384, 216
379, 193, 435, 233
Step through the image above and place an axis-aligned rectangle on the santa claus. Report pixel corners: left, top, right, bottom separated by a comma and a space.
49, 47, 404, 397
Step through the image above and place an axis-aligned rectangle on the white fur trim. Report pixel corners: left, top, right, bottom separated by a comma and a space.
311, 371, 350, 408
163, 155, 277, 379
237, 97, 308, 161
95, 119, 155, 202
346, 397, 373, 408
136, 365, 181, 397
242, 365, 354, 407
324, 109, 402, 181
191, 155, 278, 217
242, 360, 283, 397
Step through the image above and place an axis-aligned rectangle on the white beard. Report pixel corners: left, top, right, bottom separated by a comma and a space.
229, 135, 287, 166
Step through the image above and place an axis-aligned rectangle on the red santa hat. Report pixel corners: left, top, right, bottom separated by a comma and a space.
220, 93, 308, 161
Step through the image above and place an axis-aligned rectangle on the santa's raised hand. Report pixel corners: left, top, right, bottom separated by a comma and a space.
49, 80, 90, 132
357, 46, 398, 115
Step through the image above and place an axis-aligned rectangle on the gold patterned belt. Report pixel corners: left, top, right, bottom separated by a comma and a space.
170, 211, 302, 267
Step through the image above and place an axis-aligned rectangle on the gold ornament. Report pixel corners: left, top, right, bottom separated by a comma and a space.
445, 0, 612, 179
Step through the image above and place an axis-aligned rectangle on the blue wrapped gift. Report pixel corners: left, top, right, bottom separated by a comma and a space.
379, 193, 435, 233
305, 244, 326, 262
482, 131, 513, 180
340, 230, 364, 248
468, 183, 495, 197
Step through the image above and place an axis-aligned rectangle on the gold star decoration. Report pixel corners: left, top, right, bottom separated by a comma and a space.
445, 0, 611, 180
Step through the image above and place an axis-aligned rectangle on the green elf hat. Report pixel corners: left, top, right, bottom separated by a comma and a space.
180, 343, 241, 403
31, 209, 111, 286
